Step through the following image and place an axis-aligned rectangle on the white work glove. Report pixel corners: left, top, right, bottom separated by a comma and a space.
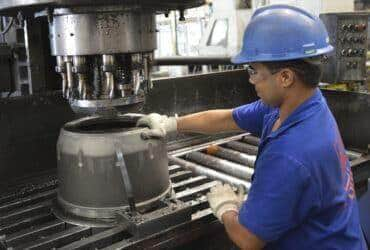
207, 182, 245, 223
136, 113, 177, 139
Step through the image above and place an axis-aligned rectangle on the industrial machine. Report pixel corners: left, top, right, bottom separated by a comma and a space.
0, 2, 369, 249
320, 12, 369, 90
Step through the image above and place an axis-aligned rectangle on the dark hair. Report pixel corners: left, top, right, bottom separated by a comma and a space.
262, 59, 322, 88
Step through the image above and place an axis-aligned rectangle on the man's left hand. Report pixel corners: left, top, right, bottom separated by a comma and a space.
207, 182, 245, 223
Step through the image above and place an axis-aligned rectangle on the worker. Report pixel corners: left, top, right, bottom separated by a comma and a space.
137, 5, 366, 250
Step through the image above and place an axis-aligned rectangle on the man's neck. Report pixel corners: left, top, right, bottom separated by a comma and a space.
279, 87, 316, 123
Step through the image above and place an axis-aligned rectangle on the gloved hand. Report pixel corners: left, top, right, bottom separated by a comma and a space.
136, 113, 177, 139
207, 182, 246, 223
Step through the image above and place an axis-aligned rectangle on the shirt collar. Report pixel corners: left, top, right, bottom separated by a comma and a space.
267, 88, 324, 139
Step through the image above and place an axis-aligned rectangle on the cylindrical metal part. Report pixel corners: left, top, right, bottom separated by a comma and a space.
72, 55, 86, 66
206, 145, 256, 167
225, 141, 259, 155
72, 56, 88, 99
56, 56, 67, 98
50, 10, 157, 55
186, 152, 253, 180
169, 156, 251, 191
346, 150, 362, 161
64, 56, 73, 99
242, 135, 260, 146
102, 54, 114, 66
57, 116, 171, 222
101, 54, 115, 99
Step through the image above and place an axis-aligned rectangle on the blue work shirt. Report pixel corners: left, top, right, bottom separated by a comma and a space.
232, 89, 366, 250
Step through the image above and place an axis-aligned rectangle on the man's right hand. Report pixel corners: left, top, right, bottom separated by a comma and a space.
136, 113, 177, 139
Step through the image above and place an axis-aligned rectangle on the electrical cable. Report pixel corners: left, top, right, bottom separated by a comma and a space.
0, 17, 14, 35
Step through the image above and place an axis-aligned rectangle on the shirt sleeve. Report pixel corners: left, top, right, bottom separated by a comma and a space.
232, 100, 272, 137
238, 152, 320, 242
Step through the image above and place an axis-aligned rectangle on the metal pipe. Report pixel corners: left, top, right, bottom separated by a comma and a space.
64, 56, 73, 99
186, 152, 253, 180
225, 141, 259, 155
143, 53, 153, 89
73, 56, 87, 99
242, 135, 260, 146
169, 156, 251, 191
131, 54, 142, 95
56, 56, 67, 98
346, 150, 362, 161
102, 54, 115, 99
206, 145, 256, 167
153, 56, 232, 66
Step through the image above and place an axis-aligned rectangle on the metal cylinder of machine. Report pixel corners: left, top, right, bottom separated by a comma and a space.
186, 152, 254, 180
63, 56, 73, 98
102, 54, 115, 99
169, 156, 251, 191
72, 56, 88, 99
56, 116, 171, 224
131, 53, 143, 95
49, 9, 156, 56
56, 56, 67, 98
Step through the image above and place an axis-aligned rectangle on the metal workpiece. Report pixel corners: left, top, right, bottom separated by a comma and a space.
169, 156, 251, 191
56, 115, 171, 225
69, 96, 145, 116
49, 11, 156, 56
205, 145, 256, 167
224, 141, 259, 155
186, 151, 254, 180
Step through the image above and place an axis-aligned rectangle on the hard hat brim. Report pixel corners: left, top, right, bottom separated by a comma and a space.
231, 45, 334, 64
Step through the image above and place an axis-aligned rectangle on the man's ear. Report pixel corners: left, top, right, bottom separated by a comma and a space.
279, 68, 295, 88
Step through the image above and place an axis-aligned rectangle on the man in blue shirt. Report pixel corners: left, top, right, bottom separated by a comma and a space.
137, 5, 366, 250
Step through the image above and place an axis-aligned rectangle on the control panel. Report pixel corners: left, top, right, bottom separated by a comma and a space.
320, 13, 368, 83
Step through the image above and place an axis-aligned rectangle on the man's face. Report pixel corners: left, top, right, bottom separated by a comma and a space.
247, 63, 286, 107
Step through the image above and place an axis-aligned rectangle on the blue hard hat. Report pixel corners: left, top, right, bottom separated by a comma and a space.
232, 4, 334, 64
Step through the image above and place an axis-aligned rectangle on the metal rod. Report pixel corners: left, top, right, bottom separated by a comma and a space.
169, 156, 251, 191
224, 141, 259, 155
102, 54, 115, 99
73, 56, 87, 100
186, 152, 253, 180
205, 145, 256, 167
56, 56, 67, 98
242, 135, 260, 146
346, 150, 362, 161
64, 56, 73, 99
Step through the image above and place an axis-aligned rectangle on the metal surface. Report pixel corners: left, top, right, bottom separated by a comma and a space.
56, 115, 171, 224
69, 95, 145, 115
50, 10, 156, 56
0, 0, 205, 15
320, 13, 369, 84
154, 56, 233, 65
